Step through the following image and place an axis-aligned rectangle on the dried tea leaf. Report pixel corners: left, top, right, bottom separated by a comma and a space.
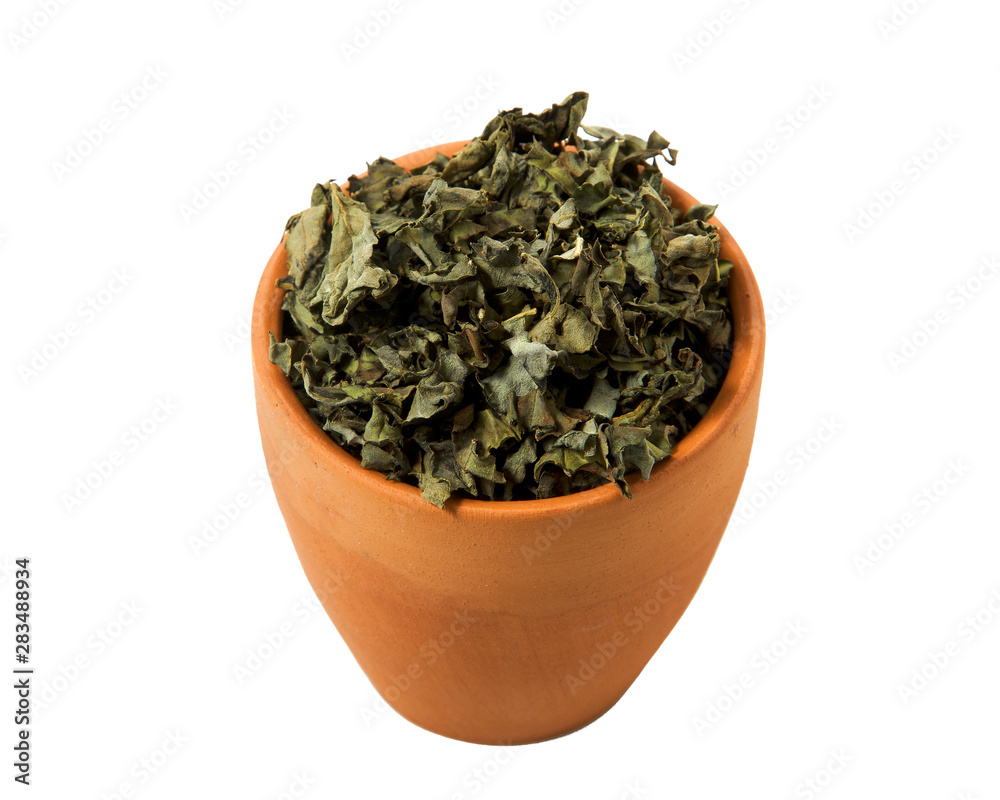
270, 93, 733, 506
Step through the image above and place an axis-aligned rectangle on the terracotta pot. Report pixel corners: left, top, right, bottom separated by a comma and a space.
252, 141, 765, 744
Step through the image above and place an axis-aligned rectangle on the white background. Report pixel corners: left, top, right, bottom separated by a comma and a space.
3, 0, 999, 797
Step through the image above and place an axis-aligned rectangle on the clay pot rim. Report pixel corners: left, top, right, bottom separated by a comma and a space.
252, 140, 765, 516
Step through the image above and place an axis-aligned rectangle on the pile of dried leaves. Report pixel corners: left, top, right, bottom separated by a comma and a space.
269, 92, 732, 507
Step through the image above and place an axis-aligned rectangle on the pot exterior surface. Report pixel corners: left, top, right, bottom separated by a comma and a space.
252, 142, 765, 744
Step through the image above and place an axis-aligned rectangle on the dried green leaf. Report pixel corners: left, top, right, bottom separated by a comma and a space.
269, 93, 733, 505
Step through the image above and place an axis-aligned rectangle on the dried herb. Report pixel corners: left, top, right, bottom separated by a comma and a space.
270, 92, 732, 508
